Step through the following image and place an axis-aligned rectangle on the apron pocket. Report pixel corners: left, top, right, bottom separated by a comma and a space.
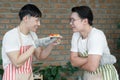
16, 72, 33, 80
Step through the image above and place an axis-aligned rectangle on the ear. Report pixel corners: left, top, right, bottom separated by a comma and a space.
22, 15, 29, 22
82, 19, 88, 25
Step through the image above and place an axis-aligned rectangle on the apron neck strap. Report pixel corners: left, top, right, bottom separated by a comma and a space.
17, 27, 23, 46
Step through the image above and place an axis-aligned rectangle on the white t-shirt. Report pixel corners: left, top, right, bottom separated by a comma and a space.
2, 27, 38, 69
71, 28, 111, 55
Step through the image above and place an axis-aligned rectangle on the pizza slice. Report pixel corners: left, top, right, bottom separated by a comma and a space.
49, 33, 62, 44
49, 34, 62, 37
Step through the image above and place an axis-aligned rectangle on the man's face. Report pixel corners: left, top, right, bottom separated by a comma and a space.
26, 16, 40, 32
70, 12, 85, 32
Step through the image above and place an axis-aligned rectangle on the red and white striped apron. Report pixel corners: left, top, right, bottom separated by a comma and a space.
2, 46, 33, 80
2, 27, 34, 80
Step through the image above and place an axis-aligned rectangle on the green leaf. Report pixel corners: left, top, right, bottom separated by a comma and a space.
39, 61, 79, 80
54, 73, 60, 80
51, 66, 57, 76
48, 77, 54, 80
0, 59, 2, 65
117, 38, 120, 49
0, 69, 4, 74
61, 77, 67, 80
117, 23, 120, 29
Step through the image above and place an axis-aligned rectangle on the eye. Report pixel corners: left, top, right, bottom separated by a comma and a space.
36, 19, 39, 22
69, 18, 75, 22
36, 18, 40, 22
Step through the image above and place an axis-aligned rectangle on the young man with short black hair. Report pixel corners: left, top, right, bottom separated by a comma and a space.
2, 4, 60, 80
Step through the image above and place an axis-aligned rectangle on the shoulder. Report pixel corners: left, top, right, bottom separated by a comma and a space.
3, 28, 18, 40
89, 28, 105, 39
91, 28, 104, 35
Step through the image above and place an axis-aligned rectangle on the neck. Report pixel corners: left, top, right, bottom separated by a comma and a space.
80, 25, 92, 39
19, 21, 29, 35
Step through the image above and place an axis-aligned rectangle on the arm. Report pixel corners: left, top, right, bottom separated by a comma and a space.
70, 52, 88, 67
7, 46, 35, 68
70, 52, 101, 72
81, 55, 101, 72
33, 37, 57, 47
34, 43, 56, 60
34, 44, 55, 60
81, 31, 105, 72
33, 37, 62, 60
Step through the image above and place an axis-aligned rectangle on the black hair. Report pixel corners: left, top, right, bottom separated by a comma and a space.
71, 6, 93, 25
19, 4, 42, 21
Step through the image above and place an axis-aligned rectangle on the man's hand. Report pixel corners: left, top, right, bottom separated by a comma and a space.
32, 37, 57, 48
32, 36, 63, 48
50, 38, 62, 46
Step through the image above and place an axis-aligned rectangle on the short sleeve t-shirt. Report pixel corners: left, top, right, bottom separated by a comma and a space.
70, 28, 111, 55
2, 27, 38, 69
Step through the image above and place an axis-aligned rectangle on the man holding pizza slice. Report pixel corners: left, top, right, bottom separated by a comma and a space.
1, 4, 62, 80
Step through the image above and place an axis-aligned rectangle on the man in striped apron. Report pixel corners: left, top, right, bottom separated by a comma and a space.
2, 4, 61, 80
70, 6, 119, 80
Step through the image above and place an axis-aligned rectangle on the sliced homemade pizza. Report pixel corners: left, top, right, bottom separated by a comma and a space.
49, 33, 62, 44
49, 34, 62, 37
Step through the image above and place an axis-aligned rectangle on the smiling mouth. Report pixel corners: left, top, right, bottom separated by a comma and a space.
35, 26, 39, 29
72, 26, 75, 29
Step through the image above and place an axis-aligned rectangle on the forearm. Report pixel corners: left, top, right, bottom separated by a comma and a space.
81, 62, 99, 72
81, 63, 94, 72
16, 46, 35, 67
81, 55, 101, 72
39, 44, 54, 59
71, 56, 88, 67
71, 57, 95, 72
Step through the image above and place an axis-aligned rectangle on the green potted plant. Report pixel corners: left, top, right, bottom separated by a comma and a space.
33, 62, 43, 80
40, 65, 66, 80
33, 61, 79, 80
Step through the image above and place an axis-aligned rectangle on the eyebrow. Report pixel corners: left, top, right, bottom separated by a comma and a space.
70, 17, 73, 19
